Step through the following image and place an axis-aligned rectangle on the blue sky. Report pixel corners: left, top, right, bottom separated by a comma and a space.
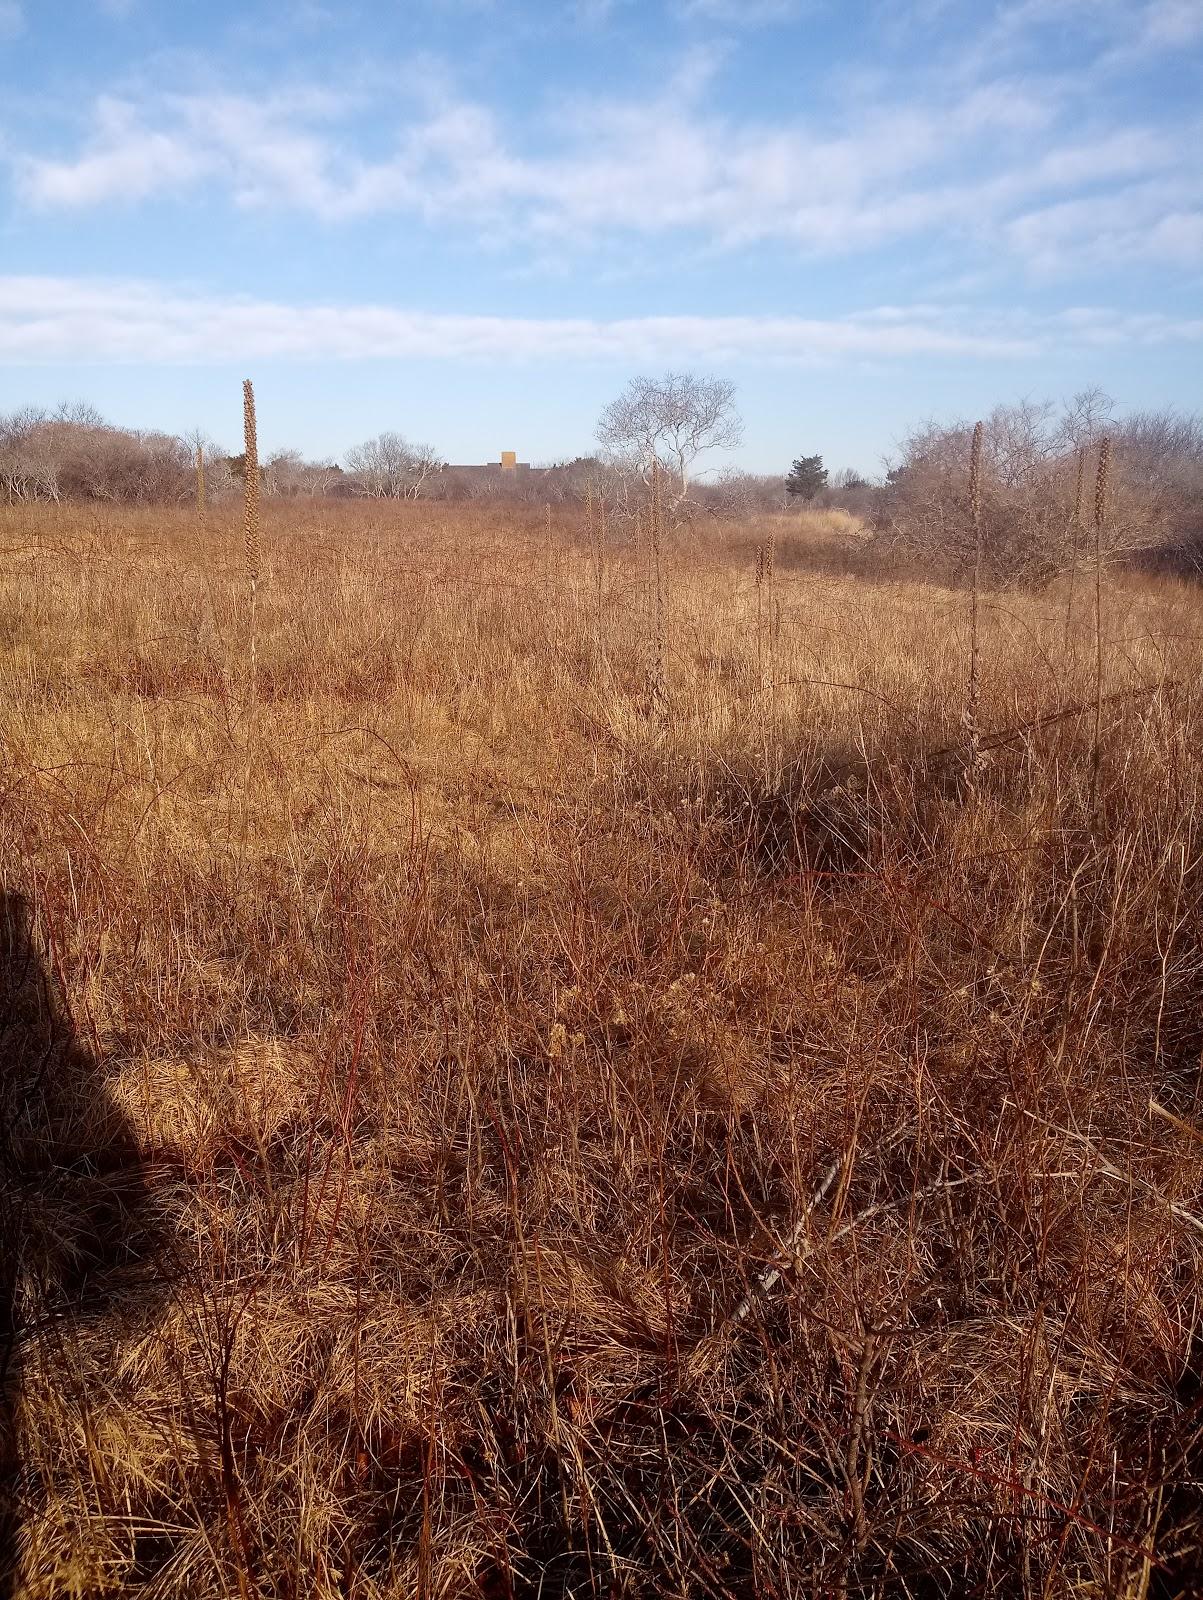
1, 0, 1201, 475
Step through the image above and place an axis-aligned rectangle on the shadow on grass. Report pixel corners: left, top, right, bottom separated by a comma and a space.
1, 890, 163, 1598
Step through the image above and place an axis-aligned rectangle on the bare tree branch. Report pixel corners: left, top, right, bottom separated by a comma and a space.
345, 432, 444, 501
597, 372, 743, 498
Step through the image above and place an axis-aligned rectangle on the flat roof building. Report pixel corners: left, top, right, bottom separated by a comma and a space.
447, 452, 547, 477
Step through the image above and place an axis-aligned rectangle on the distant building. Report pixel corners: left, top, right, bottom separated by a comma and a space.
446, 451, 549, 480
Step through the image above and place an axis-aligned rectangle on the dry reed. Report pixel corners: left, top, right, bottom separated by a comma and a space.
2, 493, 1201, 1598
1091, 435, 1111, 816
1063, 444, 1087, 654
242, 380, 261, 696
648, 459, 667, 715
964, 419, 984, 783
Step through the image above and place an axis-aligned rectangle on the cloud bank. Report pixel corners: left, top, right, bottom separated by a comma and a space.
8, 21, 1201, 274
2, 276, 1200, 367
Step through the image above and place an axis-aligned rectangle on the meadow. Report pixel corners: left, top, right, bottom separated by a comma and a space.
2, 496, 1202, 1597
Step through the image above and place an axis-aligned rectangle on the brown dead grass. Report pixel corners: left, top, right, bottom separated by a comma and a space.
2, 498, 1203, 1597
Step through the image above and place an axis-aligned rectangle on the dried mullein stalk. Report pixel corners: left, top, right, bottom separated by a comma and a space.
964, 420, 985, 786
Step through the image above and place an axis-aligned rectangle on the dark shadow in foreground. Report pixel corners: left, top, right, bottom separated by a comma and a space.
1, 890, 161, 1598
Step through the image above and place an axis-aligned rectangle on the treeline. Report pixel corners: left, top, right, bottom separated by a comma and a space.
5, 391, 1201, 579
0, 404, 801, 513
876, 390, 1203, 582
0, 404, 201, 506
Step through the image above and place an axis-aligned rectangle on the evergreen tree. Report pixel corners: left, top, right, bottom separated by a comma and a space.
786, 454, 827, 500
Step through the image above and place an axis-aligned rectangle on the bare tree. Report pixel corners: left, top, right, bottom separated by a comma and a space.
597, 372, 743, 499
697, 468, 785, 517
263, 449, 343, 498
345, 433, 444, 501
0, 408, 59, 503
183, 427, 240, 504
261, 449, 299, 497
878, 394, 1179, 584
1115, 408, 1203, 564
0, 408, 192, 505
1056, 386, 1117, 453
62, 426, 192, 504
51, 400, 106, 429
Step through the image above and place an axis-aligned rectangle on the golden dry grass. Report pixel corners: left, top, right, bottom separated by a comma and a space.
2, 498, 1203, 1597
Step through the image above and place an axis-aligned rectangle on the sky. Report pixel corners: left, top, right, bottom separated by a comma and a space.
0, 0, 1201, 476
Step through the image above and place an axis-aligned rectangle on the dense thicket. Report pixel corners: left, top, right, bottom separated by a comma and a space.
0, 406, 199, 507
876, 392, 1203, 583
5, 395, 1201, 585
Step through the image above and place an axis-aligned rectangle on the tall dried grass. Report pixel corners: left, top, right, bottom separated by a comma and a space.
964, 420, 984, 785
242, 381, 261, 699
1092, 438, 1112, 819
1, 496, 1202, 1596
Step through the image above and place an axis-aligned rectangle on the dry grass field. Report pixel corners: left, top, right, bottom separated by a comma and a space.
3, 498, 1203, 1596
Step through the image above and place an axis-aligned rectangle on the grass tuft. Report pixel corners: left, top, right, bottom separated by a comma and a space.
1, 496, 1202, 1596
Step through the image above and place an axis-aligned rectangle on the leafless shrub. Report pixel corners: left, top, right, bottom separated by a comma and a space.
877, 393, 1169, 585
261, 449, 342, 499
345, 432, 444, 500
63, 427, 194, 504
598, 371, 744, 499
1116, 408, 1203, 567
695, 467, 784, 518
0, 407, 194, 506
534, 456, 609, 506
0, 407, 62, 503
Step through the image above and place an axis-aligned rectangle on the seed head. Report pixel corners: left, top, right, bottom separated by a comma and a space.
243, 379, 261, 587
968, 421, 984, 525
1094, 436, 1111, 532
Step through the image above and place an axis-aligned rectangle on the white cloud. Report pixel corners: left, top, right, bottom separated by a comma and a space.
15, 69, 1188, 278
19, 97, 209, 205
0, 1, 24, 39
1005, 179, 1203, 270
1, 275, 1200, 368
16, 88, 356, 212
936, 0, 1203, 99
0, 275, 1027, 364
7, 3, 1200, 281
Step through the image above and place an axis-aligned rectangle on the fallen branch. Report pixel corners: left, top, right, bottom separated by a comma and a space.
1012, 1103, 1203, 1237
730, 1152, 845, 1324
729, 1155, 969, 1328
931, 680, 1175, 767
